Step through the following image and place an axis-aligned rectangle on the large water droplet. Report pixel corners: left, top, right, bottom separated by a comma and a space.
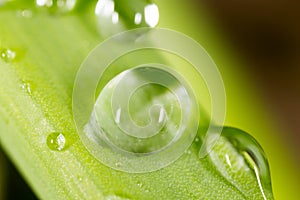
36, 0, 77, 14
95, 0, 159, 38
83, 65, 199, 173
47, 132, 66, 151
0, 48, 16, 63
206, 127, 273, 200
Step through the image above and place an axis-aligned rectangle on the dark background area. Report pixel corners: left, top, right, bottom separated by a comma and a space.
0, 149, 37, 200
200, 0, 300, 164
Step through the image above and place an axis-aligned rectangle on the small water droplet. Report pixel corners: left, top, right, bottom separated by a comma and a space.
115, 162, 122, 167
0, 48, 16, 63
20, 80, 36, 95
207, 127, 273, 199
137, 181, 143, 188
195, 137, 199, 143
36, 0, 77, 14
184, 149, 191, 155
78, 176, 82, 181
95, 0, 159, 39
17, 9, 33, 18
47, 132, 66, 151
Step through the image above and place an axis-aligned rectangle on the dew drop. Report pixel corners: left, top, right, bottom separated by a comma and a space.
36, 0, 77, 14
86, 65, 198, 173
184, 149, 191, 155
0, 48, 16, 63
137, 181, 143, 188
20, 80, 36, 95
77, 176, 82, 182
47, 132, 66, 151
17, 9, 33, 18
207, 127, 273, 200
115, 162, 122, 167
95, 0, 159, 39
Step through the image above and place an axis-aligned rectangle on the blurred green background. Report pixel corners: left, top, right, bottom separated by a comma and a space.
0, 0, 299, 199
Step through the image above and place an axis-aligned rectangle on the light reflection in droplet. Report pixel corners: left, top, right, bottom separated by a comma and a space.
144, 3, 159, 28
20, 82, 32, 95
95, 0, 114, 17
36, 0, 76, 13
95, 0, 159, 39
243, 151, 267, 200
47, 132, 66, 151
207, 127, 274, 199
158, 107, 165, 123
0, 48, 16, 63
115, 107, 121, 124
111, 12, 119, 24
36, 0, 52, 7
225, 154, 232, 168
134, 12, 142, 25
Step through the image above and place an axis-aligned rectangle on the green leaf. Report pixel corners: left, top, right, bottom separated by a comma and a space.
0, 1, 276, 199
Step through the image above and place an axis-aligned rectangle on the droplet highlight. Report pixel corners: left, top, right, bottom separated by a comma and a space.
77, 176, 83, 182
20, 80, 35, 95
115, 162, 122, 167
36, 0, 77, 13
207, 127, 274, 199
137, 181, 143, 188
184, 150, 191, 155
47, 132, 66, 151
95, 0, 159, 38
0, 48, 16, 63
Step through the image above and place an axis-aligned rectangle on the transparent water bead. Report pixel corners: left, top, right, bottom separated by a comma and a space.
0, 48, 16, 63
73, 28, 226, 173
20, 80, 36, 95
47, 132, 66, 151
95, 0, 159, 38
36, 0, 77, 13
16, 9, 33, 18
85, 65, 199, 173
207, 127, 274, 200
